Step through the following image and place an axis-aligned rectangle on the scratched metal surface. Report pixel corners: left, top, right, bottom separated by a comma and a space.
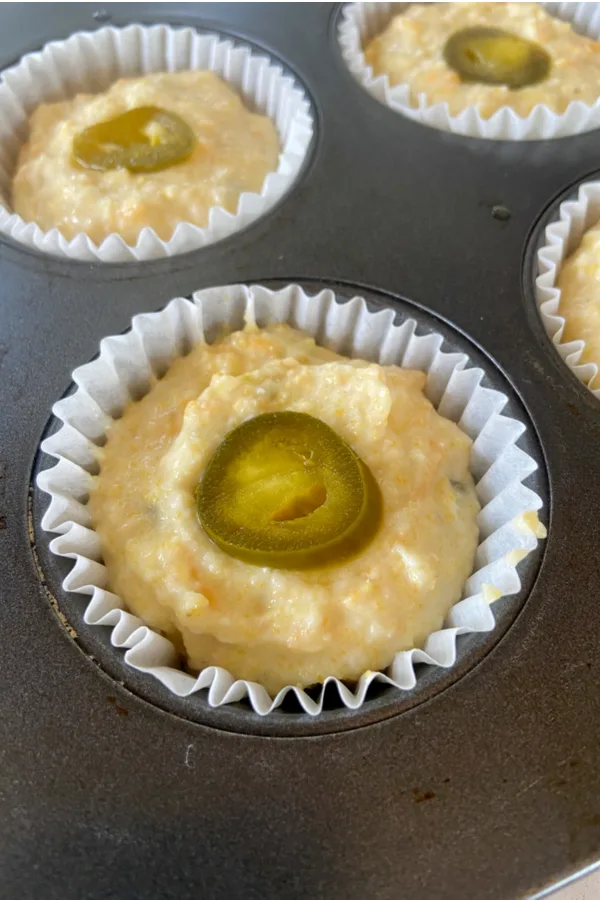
1, 4, 599, 900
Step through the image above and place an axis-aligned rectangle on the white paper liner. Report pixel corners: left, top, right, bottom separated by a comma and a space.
535, 180, 600, 396
338, 2, 600, 140
0, 25, 313, 262
36, 284, 545, 716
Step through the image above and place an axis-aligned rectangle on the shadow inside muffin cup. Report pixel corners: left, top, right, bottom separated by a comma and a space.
0, 24, 314, 262
35, 283, 547, 717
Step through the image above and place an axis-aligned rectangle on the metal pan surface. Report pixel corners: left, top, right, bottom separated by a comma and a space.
1, 4, 600, 899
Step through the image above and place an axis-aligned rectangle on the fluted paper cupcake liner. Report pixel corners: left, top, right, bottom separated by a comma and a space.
338, 2, 600, 140
37, 284, 545, 715
0, 25, 313, 262
536, 179, 600, 396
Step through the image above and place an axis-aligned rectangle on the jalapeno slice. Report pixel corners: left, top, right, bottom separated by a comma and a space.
72, 105, 196, 173
196, 411, 382, 569
443, 27, 551, 89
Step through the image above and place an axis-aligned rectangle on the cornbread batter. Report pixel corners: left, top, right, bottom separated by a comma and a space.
556, 221, 600, 389
89, 324, 480, 694
12, 71, 280, 244
365, 3, 600, 118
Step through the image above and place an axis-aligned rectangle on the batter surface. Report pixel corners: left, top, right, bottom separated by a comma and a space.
89, 324, 481, 694
12, 71, 280, 244
365, 3, 600, 118
556, 221, 600, 390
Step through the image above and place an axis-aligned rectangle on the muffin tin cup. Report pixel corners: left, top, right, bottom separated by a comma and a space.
36, 283, 545, 717
0, 24, 314, 262
535, 179, 600, 396
338, 2, 600, 140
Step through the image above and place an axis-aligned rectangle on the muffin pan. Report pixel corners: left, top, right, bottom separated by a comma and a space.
3, 3, 600, 900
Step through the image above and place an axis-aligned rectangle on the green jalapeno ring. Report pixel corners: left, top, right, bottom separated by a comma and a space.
443, 27, 551, 90
72, 105, 196, 173
196, 411, 383, 570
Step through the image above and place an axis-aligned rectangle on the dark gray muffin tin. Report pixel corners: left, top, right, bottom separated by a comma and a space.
2, 3, 600, 899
